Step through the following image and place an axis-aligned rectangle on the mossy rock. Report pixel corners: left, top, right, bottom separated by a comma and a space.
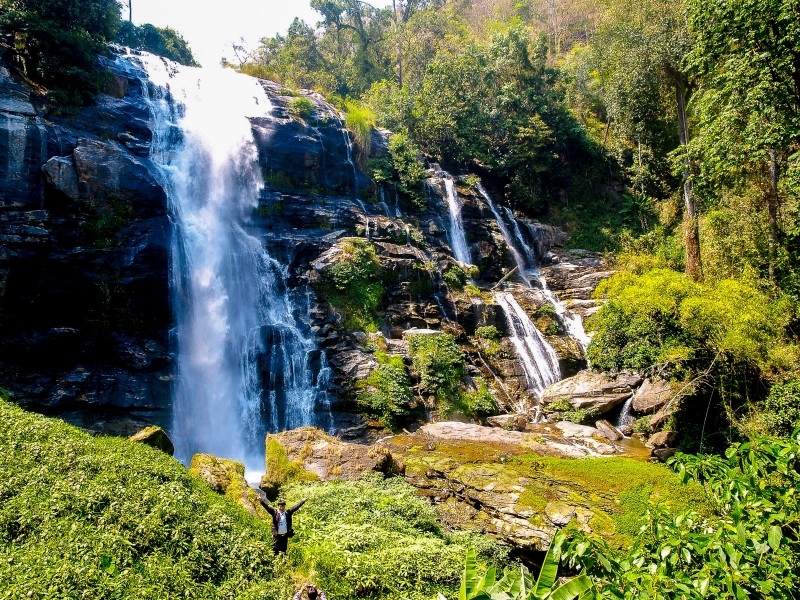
128, 425, 174, 456
189, 453, 266, 517
260, 435, 319, 500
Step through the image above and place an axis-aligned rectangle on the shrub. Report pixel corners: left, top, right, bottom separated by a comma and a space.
344, 99, 375, 165
460, 377, 497, 417
116, 21, 197, 66
758, 380, 800, 437
357, 353, 415, 429
286, 474, 504, 600
443, 264, 469, 290
318, 239, 385, 332
408, 333, 466, 408
476, 325, 501, 341
388, 132, 427, 212
0, 399, 291, 599
288, 96, 315, 119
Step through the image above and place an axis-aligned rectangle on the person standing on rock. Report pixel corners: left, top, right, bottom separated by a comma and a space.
258, 496, 307, 554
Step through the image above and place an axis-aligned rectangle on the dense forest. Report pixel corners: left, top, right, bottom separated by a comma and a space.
1, 0, 799, 598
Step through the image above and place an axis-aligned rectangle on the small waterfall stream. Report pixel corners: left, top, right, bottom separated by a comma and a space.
494, 292, 561, 401
442, 176, 472, 265
137, 53, 324, 472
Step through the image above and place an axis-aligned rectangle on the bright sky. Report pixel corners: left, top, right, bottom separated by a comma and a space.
130, 0, 322, 67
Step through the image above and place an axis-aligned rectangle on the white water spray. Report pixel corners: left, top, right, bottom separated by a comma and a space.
442, 177, 472, 265
137, 54, 323, 471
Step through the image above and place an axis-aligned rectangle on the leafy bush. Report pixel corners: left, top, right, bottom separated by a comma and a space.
0, 399, 291, 599
757, 380, 800, 438
285, 475, 504, 600
287, 96, 315, 119
460, 377, 497, 417
476, 326, 501, 341
357, 352, 415, 429
388, 132, 427, 212
562, 434, 800, 598
343, 99, 375, 165
318, 239, 385, 332
587, 268, 798, 444
408, 333, 466, 408
443, 264, 469, 290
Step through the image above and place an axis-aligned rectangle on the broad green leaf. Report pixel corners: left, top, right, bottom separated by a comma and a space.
768, 525, 781, 551
547, 575, 595, 600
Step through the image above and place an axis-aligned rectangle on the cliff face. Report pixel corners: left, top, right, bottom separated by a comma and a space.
0, 51, 608, 438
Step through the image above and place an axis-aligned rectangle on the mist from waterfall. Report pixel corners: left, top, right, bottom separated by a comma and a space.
137, 53, 324, 473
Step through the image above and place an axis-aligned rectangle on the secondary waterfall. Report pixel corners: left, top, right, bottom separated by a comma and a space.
494, 292, 561, 399
137, 54, 324, 471
477, 184, 590, 350
442, 176, 472, 265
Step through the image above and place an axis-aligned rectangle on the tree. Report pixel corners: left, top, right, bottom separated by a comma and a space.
591, 0, 702, 280
0, 0, 121, 103
686, 0, 800, 283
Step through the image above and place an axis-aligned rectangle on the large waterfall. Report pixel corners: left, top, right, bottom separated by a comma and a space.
137, 54, 324, 472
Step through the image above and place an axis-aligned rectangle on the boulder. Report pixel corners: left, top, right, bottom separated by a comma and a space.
42, 156, 80, 201
265, 427, 404, 482
595, 419, 624, 442
541, 371, 636, 414
128, 425, 174, 455
651, 447, 676, 462
633, 378, 674, 414
645, 431, 679, 449
486, 413, 530, 431
190, 453, 267, 517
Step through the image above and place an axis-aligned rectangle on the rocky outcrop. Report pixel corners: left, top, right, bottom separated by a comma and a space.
633, 378, 674, 414
190, 453, 267, 517
542, 371, 642, 414
129, 425, 175, 455
265, 427, 404, 482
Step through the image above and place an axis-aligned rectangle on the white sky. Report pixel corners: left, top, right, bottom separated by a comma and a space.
130, 0, 322, 67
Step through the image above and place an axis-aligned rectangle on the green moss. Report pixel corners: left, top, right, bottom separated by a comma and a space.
517, 489, 548, 512
262, 438, 318, 499
316, 238, 387, 332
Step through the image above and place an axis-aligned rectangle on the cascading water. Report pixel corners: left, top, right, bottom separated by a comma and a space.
442, 177, 472, 265
137, 53, 324, 472
478, 185, 590, 350
494, 292, 561, 402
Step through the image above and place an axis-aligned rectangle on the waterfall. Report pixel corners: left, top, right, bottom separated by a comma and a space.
478, 185, 590, 351
616, 395, 635, 429
137, 53, 324, 472
477, 184, 531, 286
494, 292, 561, 400
442, 177, 472, 265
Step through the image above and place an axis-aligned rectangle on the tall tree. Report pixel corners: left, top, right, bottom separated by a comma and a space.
593, 0, 702, 280
686, 0, 800, 283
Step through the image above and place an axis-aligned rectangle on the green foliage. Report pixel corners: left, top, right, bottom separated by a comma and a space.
443, 264, 469, 290
0, 0, 121, 103
0, 399, 291, 599
116, 21, 197, 66
286, 474, 505, 600
83, 193, 134, 248
318, 238, 385, 332
456, 532, 595, 600
357, 352, 415, 429
408, 332, 467, 408
460, 378, 497, 418
287, 96, 315, 119
476, 326, 501, 342
561, 407, 601, 426
562, 433, 800, 598
387, 131, 427, 212
343, 99, 375, 165
756, 380, 800, 438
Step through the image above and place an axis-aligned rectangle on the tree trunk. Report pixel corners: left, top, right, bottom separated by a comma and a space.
767, 148, 779, 282
128, 0, 132, 22
676, 79, 702, 282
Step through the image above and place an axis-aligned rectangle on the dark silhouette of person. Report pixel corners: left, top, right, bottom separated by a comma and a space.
293, 583, 327, 600
258, 496, 307, 554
